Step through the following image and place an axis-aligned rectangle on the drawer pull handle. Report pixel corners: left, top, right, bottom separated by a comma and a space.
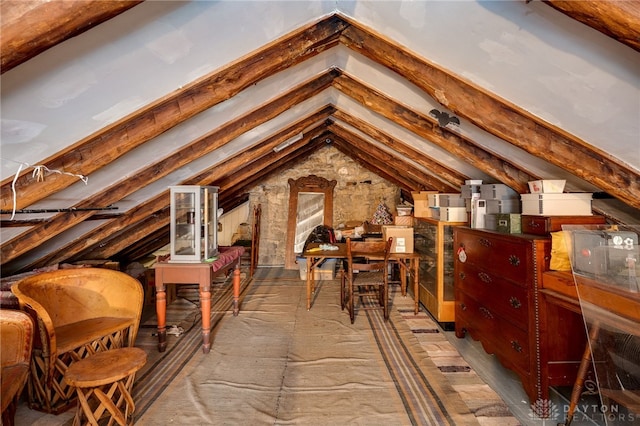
511, 340, 523, 352
460, 303, 467, 311
479, 307, 493, 319
509, 297, 522, 309
478, 272, 492, 283
479, 238, 492, 248
508, 255, 521, 266
528, 221, 540, 228
459, 272, 466, 280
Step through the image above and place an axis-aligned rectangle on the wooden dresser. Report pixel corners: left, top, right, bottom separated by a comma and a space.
453, 227, 585, 403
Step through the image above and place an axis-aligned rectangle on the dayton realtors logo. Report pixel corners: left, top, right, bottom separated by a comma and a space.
528, 399, 637, 425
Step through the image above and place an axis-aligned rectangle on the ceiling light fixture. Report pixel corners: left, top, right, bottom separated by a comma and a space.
273, 133, 303, 152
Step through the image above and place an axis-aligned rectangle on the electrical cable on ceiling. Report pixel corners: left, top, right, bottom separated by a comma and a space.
1, 158, 89, 220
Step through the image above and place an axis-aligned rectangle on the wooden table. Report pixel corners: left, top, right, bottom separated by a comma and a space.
303, 242, 420, 314
154, 251, 243, 354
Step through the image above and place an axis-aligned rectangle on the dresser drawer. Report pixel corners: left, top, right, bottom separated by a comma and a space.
457, 263, 529, 330
455, 231, 532, 284
456, 291, 530, 374
521, 215, 606, 235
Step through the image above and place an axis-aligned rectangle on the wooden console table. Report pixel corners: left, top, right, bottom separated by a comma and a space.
154, 246, 244, 353
303, 242, 420, 314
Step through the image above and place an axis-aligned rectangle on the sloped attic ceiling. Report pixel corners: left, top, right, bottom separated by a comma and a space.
1, 1, 638, 275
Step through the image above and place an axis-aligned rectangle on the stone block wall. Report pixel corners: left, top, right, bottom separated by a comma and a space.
248, 144, 401, 266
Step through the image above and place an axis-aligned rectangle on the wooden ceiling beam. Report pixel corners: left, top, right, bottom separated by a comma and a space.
1, 73, 336, 266
112, 227, 171, 265
20, 107, 334, 271
89, 136, 326, 261
541, 0, 640, 52
332, 72, 537, 194
0, 0, 143, 73
330, 109, 468, 188
0, 15, 347, 210
339, 17, 640, 210
212, 128, 331, 194
327, 124, 455, 192
331, 138, 423, 192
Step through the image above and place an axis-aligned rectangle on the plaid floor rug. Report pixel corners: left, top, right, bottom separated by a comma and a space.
132, 267, 478, 425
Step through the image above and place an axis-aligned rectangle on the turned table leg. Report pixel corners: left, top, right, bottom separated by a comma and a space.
233, 263, 241, 316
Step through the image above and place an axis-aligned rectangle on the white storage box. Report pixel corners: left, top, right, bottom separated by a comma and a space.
528, 180, 566, 194
428, 194, 440, 208
481, 184, 518, 200
396, 205, 413, 216
486, 199, 521, 214
429, 206, 440, 220
461, 184, 482, 198
471, 199, 487, 229
521, 193, 593, 216
439, 207, 468, 223
438, 193, 466, 207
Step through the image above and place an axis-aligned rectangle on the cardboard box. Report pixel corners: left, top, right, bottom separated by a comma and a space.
394, 215, 414, 226
411, 191, 437, 218
528, 180, 566, 194
297, 258, 337, 280
521, 193, 592, 216
382, 226, 414, 253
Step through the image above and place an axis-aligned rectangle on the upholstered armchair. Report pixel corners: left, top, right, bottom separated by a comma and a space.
1, 309, 34, 426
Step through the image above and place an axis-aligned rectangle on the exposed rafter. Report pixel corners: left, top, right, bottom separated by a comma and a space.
1, 9, 638, 273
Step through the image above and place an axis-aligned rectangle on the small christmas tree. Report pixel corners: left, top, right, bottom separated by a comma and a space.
371, 200, 393, 225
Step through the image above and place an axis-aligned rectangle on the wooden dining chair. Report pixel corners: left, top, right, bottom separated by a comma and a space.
341, 237, 393, 323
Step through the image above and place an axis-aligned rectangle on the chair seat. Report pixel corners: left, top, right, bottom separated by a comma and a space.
56, 317, 135, 354
353, 271, 385, 285
342, 237, 393, 323
65, 347, 147, 388
1, 364, 29, 412
65, 347, 147, 426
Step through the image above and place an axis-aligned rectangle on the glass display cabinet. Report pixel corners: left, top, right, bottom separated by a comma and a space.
561, 224, 639, 426
169, 185, 219, 263
414, 217, 466, 324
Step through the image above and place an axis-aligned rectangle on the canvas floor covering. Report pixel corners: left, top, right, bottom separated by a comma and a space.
14, 266, 518, 425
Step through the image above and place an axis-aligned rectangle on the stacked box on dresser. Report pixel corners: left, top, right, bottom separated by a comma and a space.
481, 184, 522, 233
